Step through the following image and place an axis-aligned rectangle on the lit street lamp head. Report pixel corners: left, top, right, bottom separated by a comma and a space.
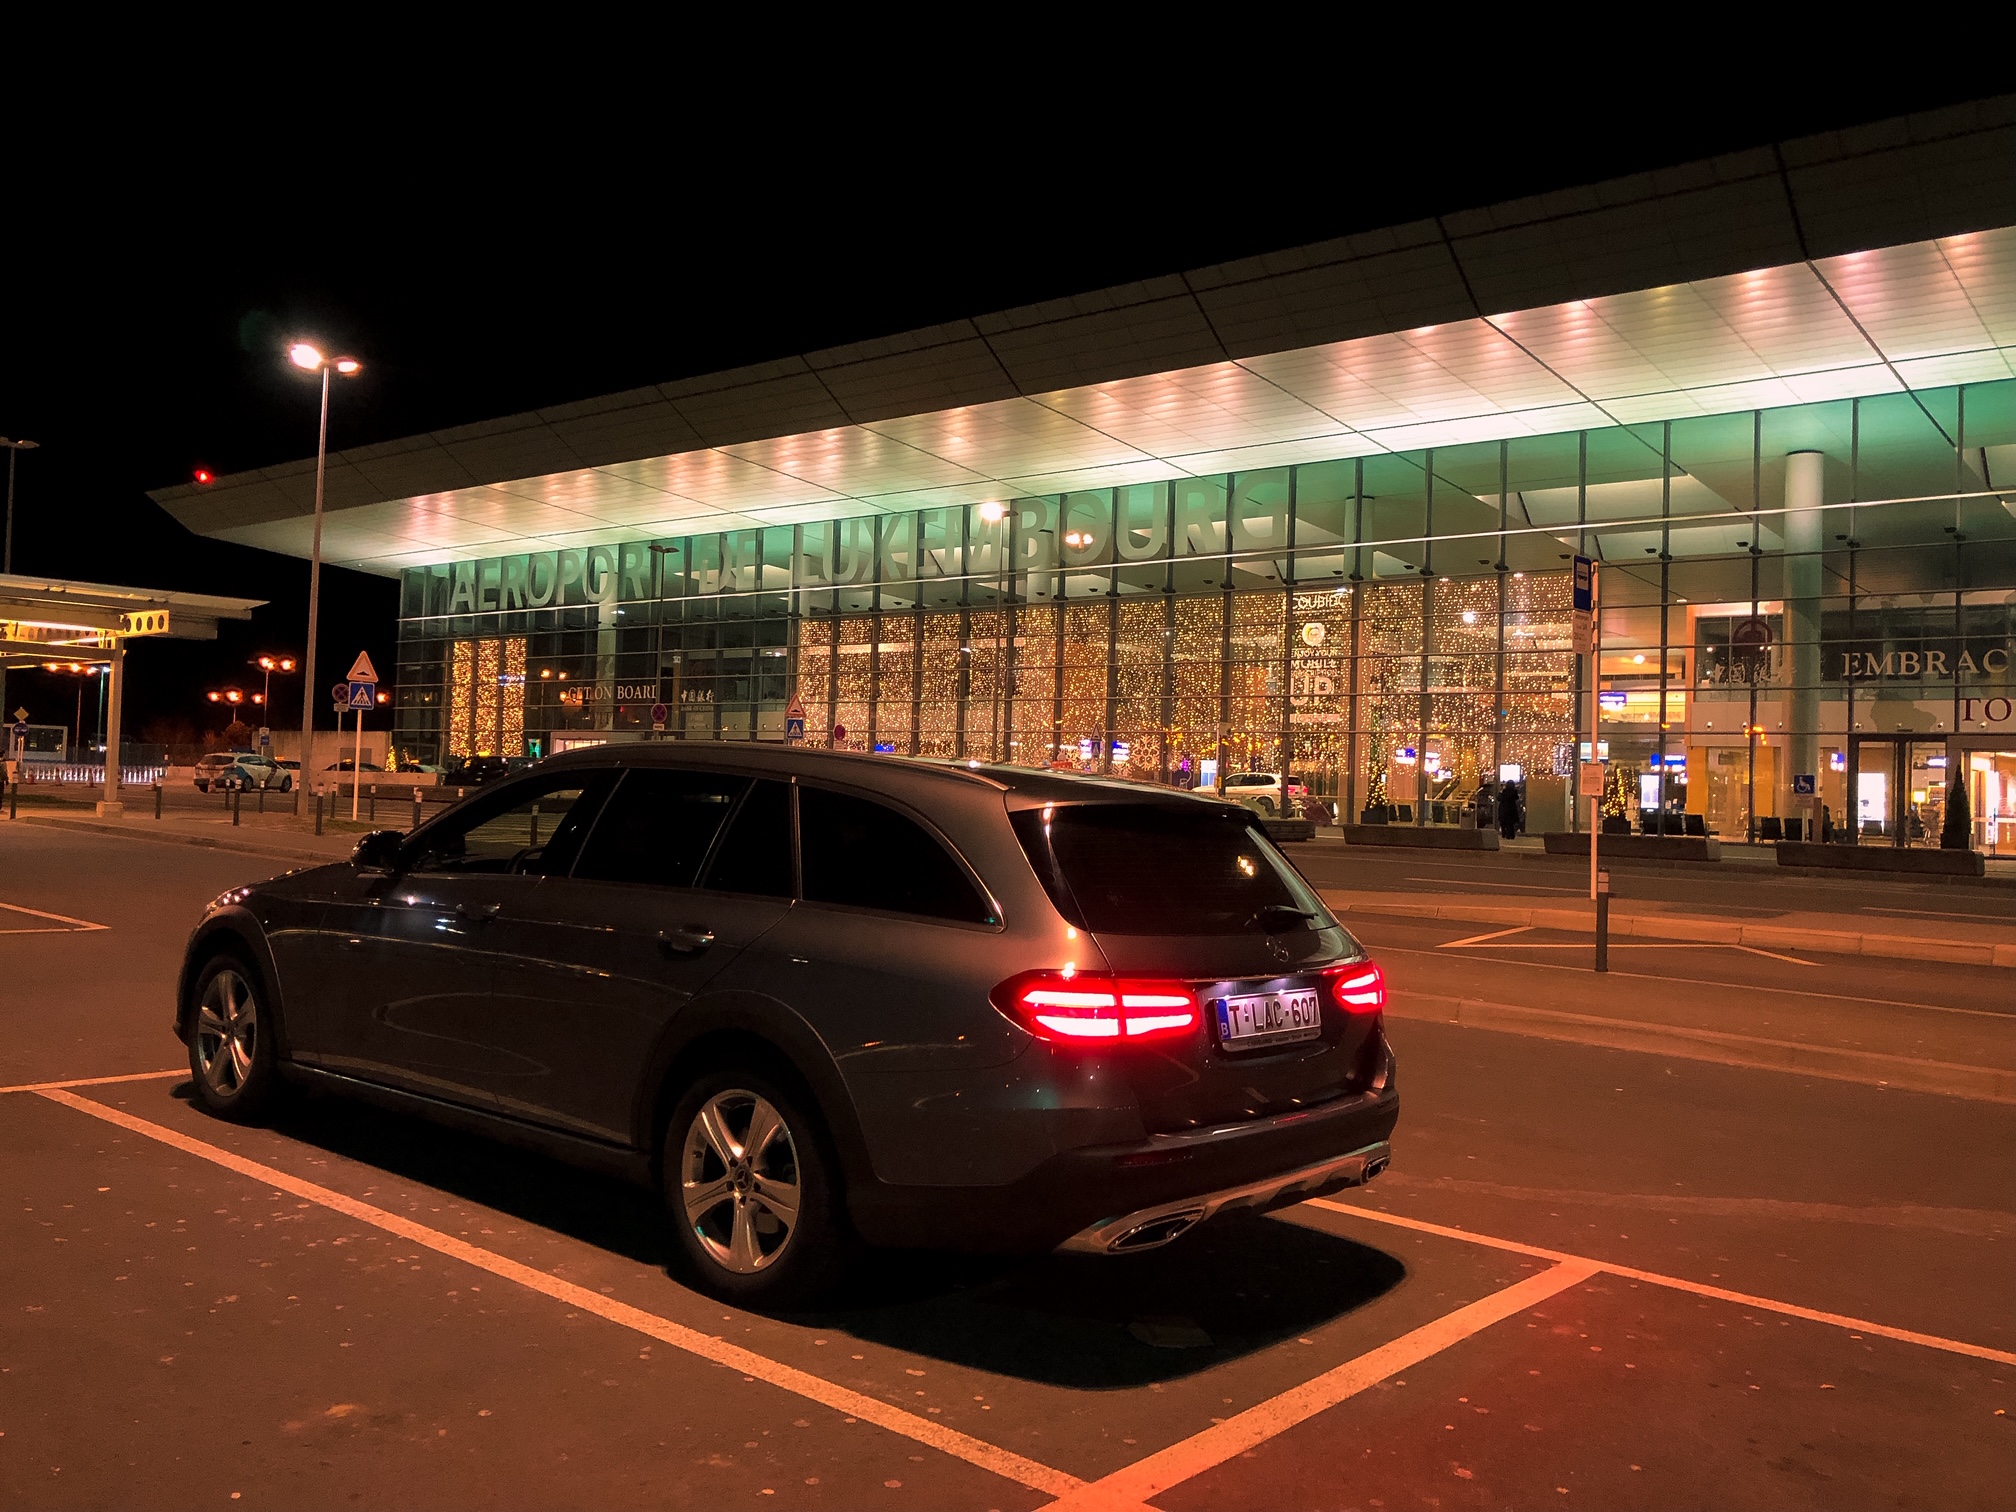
288, 342, 363, 378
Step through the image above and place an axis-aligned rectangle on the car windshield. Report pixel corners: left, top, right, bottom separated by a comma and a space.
1011, 802, 1334, 936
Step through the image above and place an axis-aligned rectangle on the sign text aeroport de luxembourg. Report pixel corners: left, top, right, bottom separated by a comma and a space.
413, 498, 1306, 619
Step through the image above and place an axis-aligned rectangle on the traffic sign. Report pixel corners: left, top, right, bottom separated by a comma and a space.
832, 723, 847, 743
346, 651, 379, 684
347, 682, 376, 710
331, 682, 349, 706
11, 707, 26, 722
10, 720, 26, 741
1793, 773, 1816, 796
785, 715, 805, 743
1571, 555, 1597, 655
650, 701, 668, 733
785, 697, 806, 721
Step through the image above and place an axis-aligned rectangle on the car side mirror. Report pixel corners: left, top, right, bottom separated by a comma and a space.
352, 830, 405, 871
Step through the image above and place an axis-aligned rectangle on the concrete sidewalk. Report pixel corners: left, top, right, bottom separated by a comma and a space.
1320, 887, 2016, 969
8, 808, 362, 867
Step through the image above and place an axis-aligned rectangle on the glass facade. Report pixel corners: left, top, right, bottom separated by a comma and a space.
392, 379, 2016, 849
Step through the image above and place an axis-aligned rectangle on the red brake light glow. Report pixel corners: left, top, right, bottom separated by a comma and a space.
994, 971, 1200, 1043
1322, 959, 1386, 1012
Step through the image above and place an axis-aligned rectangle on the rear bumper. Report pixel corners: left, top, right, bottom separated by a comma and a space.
1056, 1140, 1389, 1254
848, 1067, 1400, 1253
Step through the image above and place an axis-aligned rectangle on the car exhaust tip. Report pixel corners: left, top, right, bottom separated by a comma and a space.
1109, 1210, 1205, 1252
1363, 1154, 1389, 1181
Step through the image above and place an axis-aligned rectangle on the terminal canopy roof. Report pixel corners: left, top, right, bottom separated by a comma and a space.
0, 574, 262, 669
152, 101, 2016, 579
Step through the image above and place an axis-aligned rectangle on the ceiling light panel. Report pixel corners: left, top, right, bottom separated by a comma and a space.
721, 424, 983, 496
1034, 362, 1347, 457
866, 396, 1147, 478
1820, 230, 2014, 357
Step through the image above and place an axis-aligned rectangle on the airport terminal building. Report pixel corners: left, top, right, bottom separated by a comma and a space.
160, 102, 2016, 846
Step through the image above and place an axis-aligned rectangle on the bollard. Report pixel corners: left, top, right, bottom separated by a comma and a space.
232, 786, 242, 826
368, 784, 376, 823
314, 791, 323, 836
6, 780, 14, 821
256, 780, 266, 815
1594, 869, 1610, 973
154, 781, 163, 820
412, 785, 423, 830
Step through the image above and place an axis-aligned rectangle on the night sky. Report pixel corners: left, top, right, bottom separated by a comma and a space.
2, 82, 2001, 748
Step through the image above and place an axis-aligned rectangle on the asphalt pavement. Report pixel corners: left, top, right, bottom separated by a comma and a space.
2, 820, 2009, 1509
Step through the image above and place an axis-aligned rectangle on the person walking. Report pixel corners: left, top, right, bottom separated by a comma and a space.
1497, 779, 1522, 841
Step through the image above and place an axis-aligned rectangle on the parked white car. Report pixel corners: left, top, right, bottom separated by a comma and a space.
1220, 771, 1307, 816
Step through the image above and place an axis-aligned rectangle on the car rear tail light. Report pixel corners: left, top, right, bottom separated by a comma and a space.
992, 971, 1201, 1044
1322, 959, 1386, 1013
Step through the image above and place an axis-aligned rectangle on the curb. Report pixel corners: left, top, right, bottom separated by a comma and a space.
1387, 991, 2016, 1105
11, 815, 341, 868
1325, 894, 2016, 970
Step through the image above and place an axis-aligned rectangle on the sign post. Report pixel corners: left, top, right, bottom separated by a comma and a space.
345, 653, 379, 822
784, 697, 806, 744
1574, 554, 1609, 971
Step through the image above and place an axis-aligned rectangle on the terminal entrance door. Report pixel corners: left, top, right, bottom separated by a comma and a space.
1848, 736, 1950, 847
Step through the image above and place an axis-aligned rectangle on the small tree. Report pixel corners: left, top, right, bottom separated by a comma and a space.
221, 718, 253, 748
1602, 764, 1635, 822
1941, 771, 1972, 851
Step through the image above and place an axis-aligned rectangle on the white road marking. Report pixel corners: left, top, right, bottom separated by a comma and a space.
1306, 1198, 2016, 1368
36, 1088, 1083, 1500
0, 898, 107, 931
1039, 1260, 1600, 1512
0, 1068, 183, 1096
1735, 943, 1819, 966
1860, 905, 2014, 922
1404, 876, 1585, 893
1439, 941, 1728, 949
1440, 925, 1535, 947
1363, 940, 2016, 1020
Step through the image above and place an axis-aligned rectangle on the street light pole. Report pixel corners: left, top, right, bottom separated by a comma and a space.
0, 438, 39, 729
299, 364, 330, 801
287, 345, 360, 816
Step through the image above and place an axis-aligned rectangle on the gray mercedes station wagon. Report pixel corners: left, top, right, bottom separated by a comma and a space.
176, 746, 1397, 1306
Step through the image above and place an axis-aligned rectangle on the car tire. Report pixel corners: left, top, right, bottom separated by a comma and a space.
663, 1068, 850, 1309
279, 775, 292, 792
1258, 796, 1277, 815
185, 953, 284, 1123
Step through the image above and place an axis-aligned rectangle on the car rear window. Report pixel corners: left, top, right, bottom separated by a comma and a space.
799, 786, 994, 923
1011, 803, 1333, 936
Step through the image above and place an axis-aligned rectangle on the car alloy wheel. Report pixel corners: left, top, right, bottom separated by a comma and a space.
679, 1089, 801, 1274
193, 968, 259, 1100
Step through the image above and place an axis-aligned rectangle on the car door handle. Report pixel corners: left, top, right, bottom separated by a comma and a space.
454, 902, 502, 924
658, 926, 716, 956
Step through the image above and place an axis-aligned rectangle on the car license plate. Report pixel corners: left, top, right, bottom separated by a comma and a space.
1215, 989, 1322, 1051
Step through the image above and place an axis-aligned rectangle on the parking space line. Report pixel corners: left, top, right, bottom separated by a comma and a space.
1440, 925, 1534, 948
1308, 1199, 2016, 1368
0, 1068, 183, 1096
35, 1088, 1085, 1501
1039, 1260, 1600, 1512
1735, 943, 1819, 966
0, 899, 107, 931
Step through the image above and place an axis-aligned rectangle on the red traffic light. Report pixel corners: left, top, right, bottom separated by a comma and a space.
193, 468, 215, 485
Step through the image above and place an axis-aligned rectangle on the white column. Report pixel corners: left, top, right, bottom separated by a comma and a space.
98, 644, 126, 816
1784, 451, 1825, 829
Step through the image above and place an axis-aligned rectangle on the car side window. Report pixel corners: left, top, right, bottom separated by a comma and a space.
571, 769, 749, 889
408, 774, 607, 875
699, 779, 794, 898
798, 785, 994, 924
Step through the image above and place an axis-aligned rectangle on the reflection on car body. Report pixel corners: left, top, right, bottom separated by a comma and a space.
174, 745, 1396, 1307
